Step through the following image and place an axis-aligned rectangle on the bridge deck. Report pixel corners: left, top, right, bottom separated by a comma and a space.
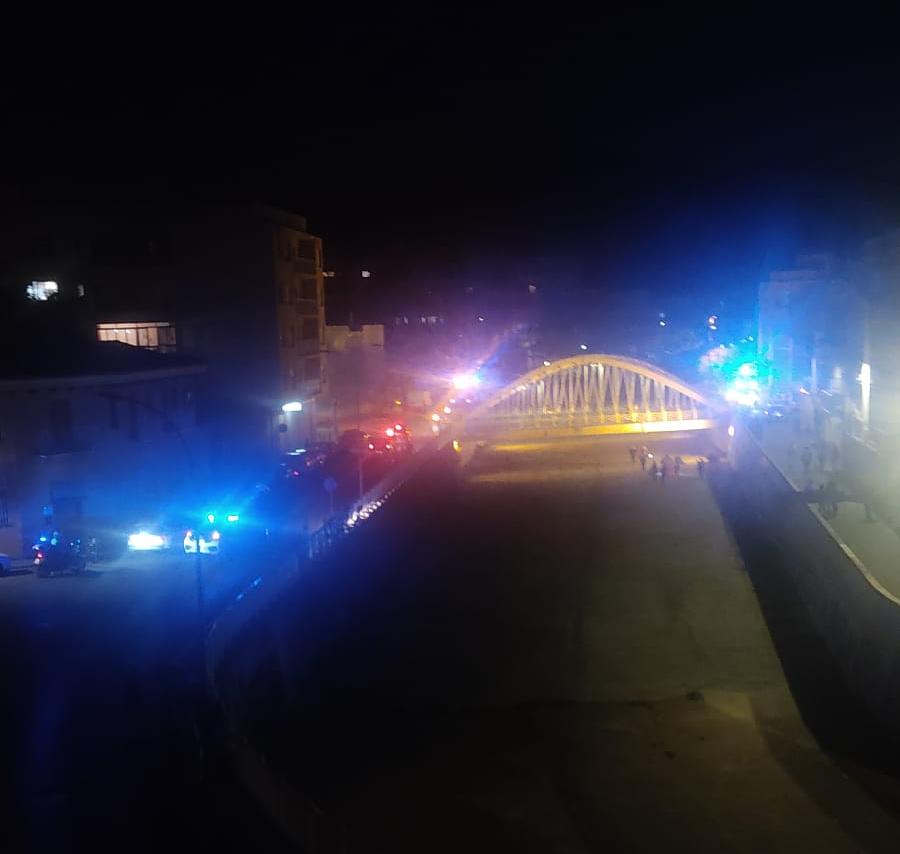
238, 435, 900, 852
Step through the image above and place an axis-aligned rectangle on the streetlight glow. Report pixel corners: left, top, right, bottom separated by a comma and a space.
281, 401, 303, 412
452, 373, 480, 391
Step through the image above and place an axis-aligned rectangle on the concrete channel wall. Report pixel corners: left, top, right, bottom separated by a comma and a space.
206, 438, 452, 851
722, 426, 900, 739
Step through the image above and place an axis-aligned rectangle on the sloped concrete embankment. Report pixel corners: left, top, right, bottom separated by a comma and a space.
711, 430, 900, 742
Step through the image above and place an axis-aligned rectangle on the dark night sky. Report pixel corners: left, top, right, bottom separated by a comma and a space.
4, 9, 900, 315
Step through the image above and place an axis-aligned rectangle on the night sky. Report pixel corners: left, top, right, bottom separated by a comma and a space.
4, 9, 900, 315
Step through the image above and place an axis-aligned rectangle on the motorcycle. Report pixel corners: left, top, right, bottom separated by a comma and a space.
33, 534, 88, 578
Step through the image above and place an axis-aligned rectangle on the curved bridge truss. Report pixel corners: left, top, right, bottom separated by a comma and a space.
468, 354, 713, 435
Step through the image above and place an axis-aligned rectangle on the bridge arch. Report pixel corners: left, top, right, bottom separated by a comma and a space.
468, 354, 713, 435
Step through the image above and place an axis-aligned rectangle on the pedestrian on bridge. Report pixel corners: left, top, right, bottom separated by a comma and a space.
629, 445, 638, 464
639, 446, 648, 471
674, 455, 683, 476
697, 457, 706, 479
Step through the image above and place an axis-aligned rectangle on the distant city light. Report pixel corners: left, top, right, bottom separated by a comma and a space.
477, 316, 485, 322
443, 405, 452, 414
431, 413, 441, 422
659, 320, 667, 327
394, 423, 403, 432
579, 343, 588, 350
207, 513, 216, 524
361, 270, 371, 278
737, 362, 755, 378
543, 360, 551, 366
707, 314, 718, 326
728, 424, 736, 438
432, 424, 440, 433
26, 280, 59, 301
281, 400, 303, 412
385, 427, 395, 437
226, 513, 240, 523
859, 361, 872, 429
452, 372, 480, 390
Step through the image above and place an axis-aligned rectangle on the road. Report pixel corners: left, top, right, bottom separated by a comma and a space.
234, 434, 900, 852
0, 546, 290, 852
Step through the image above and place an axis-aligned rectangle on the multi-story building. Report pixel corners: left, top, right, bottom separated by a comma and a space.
0, 315, 205, 557
83, 203, 327, 468
757, 254, 861, 399
860, 230, 900, 437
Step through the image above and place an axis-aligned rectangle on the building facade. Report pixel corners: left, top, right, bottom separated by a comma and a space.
757, 254, 862, 399
83, 203, 328, 468
0, 341, 204, 557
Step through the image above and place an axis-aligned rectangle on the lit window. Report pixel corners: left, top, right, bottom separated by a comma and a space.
26, 280, 59, 301
96, 321, 177, 352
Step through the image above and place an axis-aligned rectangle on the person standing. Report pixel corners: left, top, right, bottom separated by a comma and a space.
674, 455, 683, 476
649, 458, 659, 479
697, 457, 706, 479
661, 454, 674, 480
629, 445, 638, 464
639, 448, 648, 471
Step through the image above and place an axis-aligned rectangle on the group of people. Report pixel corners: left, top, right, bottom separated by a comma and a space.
629, 445, 700, 480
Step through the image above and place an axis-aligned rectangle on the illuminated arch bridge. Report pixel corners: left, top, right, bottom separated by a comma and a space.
466, 354, 716, 437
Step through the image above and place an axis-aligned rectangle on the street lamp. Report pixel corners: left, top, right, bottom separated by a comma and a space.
281, 400, 303, 413
452, 373, 480, 391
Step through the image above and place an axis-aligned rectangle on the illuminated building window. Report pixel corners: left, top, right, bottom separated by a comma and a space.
26, 280, 59, 301
97, 322, 177, 353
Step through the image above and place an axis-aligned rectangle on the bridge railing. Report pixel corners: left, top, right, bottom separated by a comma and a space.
470, 408, 705, 423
